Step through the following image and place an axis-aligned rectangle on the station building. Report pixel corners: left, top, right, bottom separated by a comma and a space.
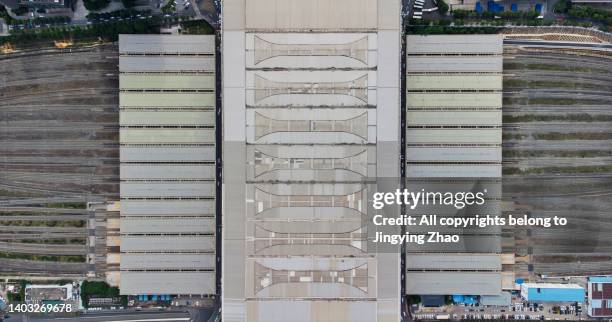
222, 0, 401, 321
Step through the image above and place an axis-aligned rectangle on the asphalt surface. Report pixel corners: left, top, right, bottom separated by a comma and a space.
4, 310, 192, 322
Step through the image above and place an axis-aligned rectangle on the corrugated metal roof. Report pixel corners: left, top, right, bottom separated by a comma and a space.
120, 147, 215, 162
121, 200, 215, 216
406, 35, 503, 54
405, 129, 501, 144
406, 56, 502, 72
406, 254, 501, 270
120, 128, 215, 144
120, 164, 215, 179
119, 35, 215, 54
121, 217, 215, 234
119, 92, 215, 107
120, 56, 215, 72
406, 165, 501, 178
406, 147, 501, 162
406, 111, 500, 125
120, 271, 215, 295
120, 74, 215, 89
121, 236, 214, 252
120, 111, 215, 126
406, 235, 501, 253
121, 253, 215, 270
406, 272, 502, 295
406, 93, 502, 107
407, 75, 502, 90
121, 182, 215, 198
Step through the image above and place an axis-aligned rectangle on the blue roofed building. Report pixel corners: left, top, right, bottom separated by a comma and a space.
521, 283, 585, 303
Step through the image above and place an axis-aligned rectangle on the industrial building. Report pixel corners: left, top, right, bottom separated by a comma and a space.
117, 35, 216, 296
588, 277, 612, 317
521, 283, 585, 303
222, 0, 401, 321
404, 35, 511, 296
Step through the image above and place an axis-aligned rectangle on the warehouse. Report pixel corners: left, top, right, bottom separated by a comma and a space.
521, 283, 585, 303
117, 35, 216, 296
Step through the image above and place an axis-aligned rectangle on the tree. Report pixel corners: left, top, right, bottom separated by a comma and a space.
553, 0, 571, 13
83, 0, 110, 11
121, 0, 136, 8
437, 0, 449, 15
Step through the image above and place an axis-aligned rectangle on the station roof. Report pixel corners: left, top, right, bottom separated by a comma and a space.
406, 272, 502, 295
120, 272, 215, 295
406, 254, 501, 270
119, 35, 215, 54
406, 35, 503, 54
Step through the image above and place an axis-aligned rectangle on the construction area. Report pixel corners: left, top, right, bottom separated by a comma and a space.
502, 44, 612, 277
0, 45, 119, 277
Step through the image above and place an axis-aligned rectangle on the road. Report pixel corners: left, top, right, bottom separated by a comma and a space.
4, 310, 192, 322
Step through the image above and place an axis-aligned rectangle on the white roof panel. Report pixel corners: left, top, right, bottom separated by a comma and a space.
406, 165, 501, 178
406, 56, 502, 72
120, 56, 215, 72
121, 200, 215, 216
121, 253, 215, 270
406, 147, 501, 162
121, 236, 214, 252
406, 254, 501, 270
406, 35, 503, 54
119, 35, 215, 54
120, 182, 215, 198
120, 271, 215, 295
406, 272, 502, 295
120, 164, 215, 180
121, 217, 215, 234
120, 147, 215, 162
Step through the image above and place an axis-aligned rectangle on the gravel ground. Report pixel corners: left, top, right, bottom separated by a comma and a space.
502, 46, 612, 277
0, 44, 119, 276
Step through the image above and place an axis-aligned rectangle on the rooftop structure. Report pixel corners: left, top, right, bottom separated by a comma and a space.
118, 35, 216, 296
222, 0, 401, 321
521, 283, 585, 303
405, 35, 506, 296
588, 277, 612, 317
25, 284, 72, 302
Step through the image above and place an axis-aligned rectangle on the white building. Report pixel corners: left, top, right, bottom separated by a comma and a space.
222, 1, 401, 321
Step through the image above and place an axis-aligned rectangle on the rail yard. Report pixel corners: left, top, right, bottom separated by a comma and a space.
0, 45, 119, 276
502, 45, 612, 277
0, 41, 610, 282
